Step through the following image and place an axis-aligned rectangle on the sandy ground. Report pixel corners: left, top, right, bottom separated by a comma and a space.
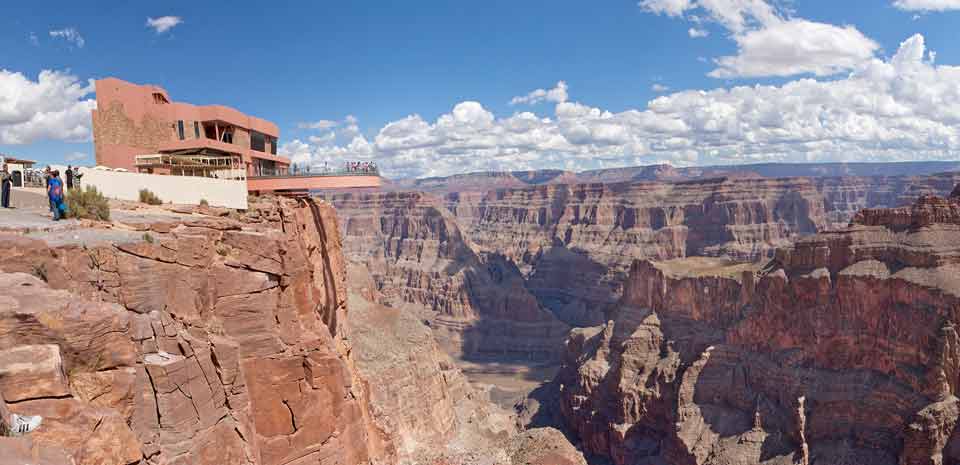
455, 358, 559, 409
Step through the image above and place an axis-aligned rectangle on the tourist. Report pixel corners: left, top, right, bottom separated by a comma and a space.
44, 166, 53, 213
0, 391, 42, 436
1, 164, 11, 208
48, 170, 66, 221
66, 165, 74, 190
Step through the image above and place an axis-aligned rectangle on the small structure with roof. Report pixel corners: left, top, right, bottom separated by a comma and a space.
0, 154, 37, 187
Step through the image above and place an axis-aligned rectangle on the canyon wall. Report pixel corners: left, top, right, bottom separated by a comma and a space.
0, 198, 583, 465
0, 199, 385, 465
330, 173, 960, 330
557, 190, 960, 464
320, 191, 570, 360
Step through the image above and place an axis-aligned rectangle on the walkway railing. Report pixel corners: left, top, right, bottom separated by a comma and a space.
252, 166, 380, 178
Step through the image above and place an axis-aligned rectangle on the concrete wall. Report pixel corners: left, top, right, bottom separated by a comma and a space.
79, 169, 248, 209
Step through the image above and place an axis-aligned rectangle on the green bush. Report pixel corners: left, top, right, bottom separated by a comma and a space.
199, 198, 209, 207
65, 186, 111, 221
139, 189, 163, 205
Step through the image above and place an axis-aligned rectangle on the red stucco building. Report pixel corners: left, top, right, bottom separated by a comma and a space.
93, 77, 288, 178
91, 77, 380, 193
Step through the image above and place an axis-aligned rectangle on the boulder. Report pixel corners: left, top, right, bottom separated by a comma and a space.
0, 344, 69, 402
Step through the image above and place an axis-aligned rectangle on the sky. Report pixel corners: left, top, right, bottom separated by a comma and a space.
2, 1, 960, 178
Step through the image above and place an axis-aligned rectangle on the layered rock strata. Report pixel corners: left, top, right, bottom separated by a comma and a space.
0, 198, 589, 465
557, 189, 960, 464
320, 191, 570, 360
332, 173, 960, 330
0, 199, 383, 465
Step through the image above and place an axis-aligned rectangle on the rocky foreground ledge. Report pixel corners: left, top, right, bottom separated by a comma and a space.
558, 188, 960, 465
0, 199, 585, 465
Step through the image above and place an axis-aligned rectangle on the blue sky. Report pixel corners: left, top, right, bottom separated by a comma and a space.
2, 1, 960, 178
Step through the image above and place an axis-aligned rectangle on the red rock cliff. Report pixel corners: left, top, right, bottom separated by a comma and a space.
558, 188, 960, 465
0, 199, 386, 465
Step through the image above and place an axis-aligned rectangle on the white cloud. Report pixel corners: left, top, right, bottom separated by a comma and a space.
710, 20, 880, 78
65, 152, 88, 162
49, 28, 84, 48
29, 33, 39, 46
641, 0, 879, 78
0, 69, 96, 145
652, 83, 671, 92
298, 119, 338, 130
283, 34, 960, 179
510, 81, 569, 105
638, 0, 695, 17
894, 0, 960, 11
146, 16, 183, 34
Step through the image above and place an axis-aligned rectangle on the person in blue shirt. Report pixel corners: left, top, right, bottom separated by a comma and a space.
47, 170, 67, 221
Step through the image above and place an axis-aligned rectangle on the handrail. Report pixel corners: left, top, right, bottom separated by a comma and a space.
252, 167, 380, 178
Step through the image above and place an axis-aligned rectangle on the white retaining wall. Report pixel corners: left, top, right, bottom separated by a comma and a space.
79, 169, 248, 209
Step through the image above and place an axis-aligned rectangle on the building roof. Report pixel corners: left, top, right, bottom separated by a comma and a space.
0, 155, 37, 165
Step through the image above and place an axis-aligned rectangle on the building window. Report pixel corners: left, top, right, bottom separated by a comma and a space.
194, 121, 200, 139
250, 131, 266, 152
177, 120, 185, 140
267, 136, 278, 155
152, 93, 169, 104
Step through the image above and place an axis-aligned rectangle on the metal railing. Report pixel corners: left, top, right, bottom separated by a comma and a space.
253, 165, 381, 178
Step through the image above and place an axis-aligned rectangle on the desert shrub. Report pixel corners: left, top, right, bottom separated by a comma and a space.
139, 188, 163, 205
65, 186, 111, 221
199, 198, 209, 207
142, 233, 154, 244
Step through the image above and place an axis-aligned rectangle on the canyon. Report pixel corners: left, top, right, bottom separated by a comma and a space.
4, 161, 960, 464
326, 169, 960, 332
0, 197, 584, 465
558, 189, 960, 464
318, 164, 960, 463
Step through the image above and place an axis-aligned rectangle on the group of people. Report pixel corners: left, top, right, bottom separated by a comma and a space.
1, 164, 81, 217
346, 161, 377, 173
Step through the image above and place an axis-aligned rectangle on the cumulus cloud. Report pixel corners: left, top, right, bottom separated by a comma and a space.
639, 0, 695, 17
510, 81, 569, 105
146, 16, 183, 34
709, 20, 879, 78
0, 69, 96, 144
652, 83, 671, 92
49, 28, 85, 48
642, 0, 879, 78
282, 34, 960, 179
894, 0, 960, 11
298, 119, 338, 130
65, 152, 88, 162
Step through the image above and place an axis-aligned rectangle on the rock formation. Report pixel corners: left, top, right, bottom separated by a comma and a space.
557, 188, 960, 464
331, 172, 960, 331
346, 286, 513, 460
319, 191, 569, 360
0, 197, 589, 465
0, 198, 384, 464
